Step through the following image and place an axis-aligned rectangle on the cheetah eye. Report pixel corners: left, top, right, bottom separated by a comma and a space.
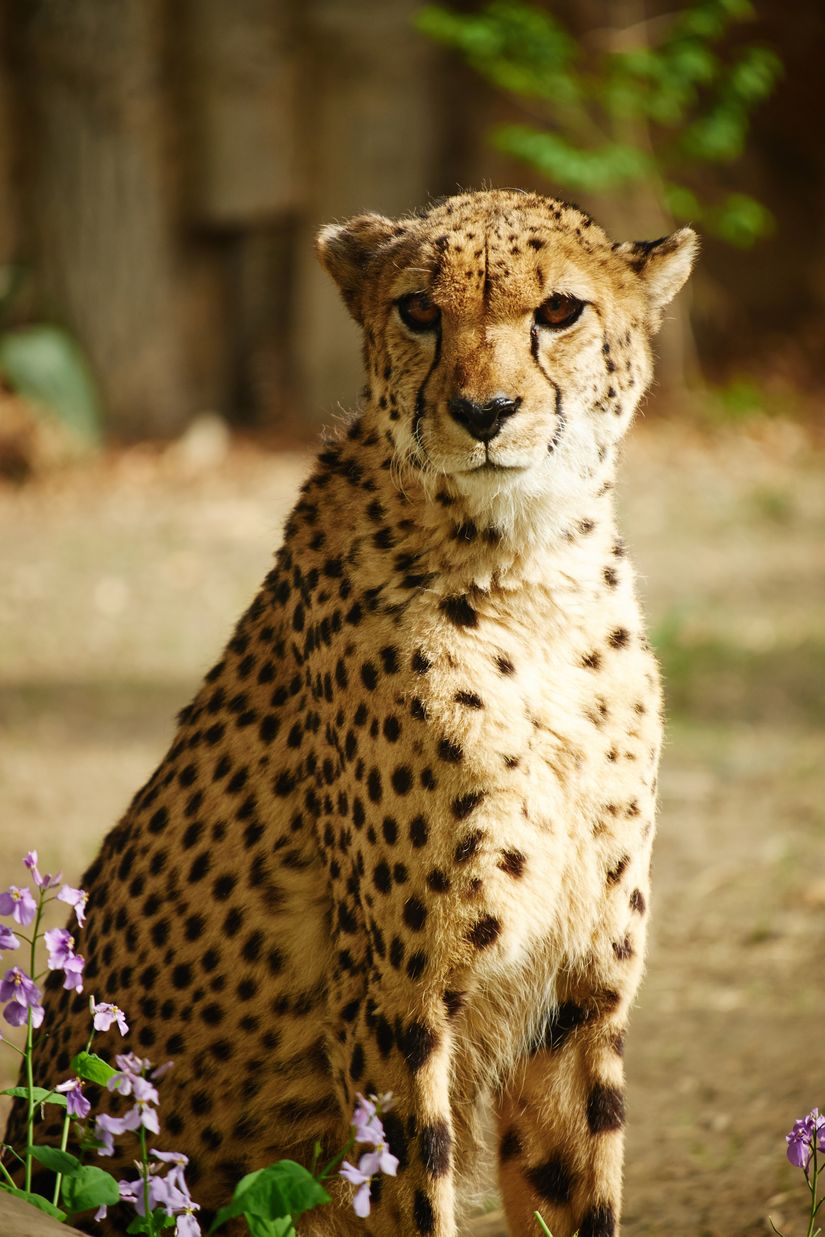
398, 291, 441, 333
535, 293, 585, 331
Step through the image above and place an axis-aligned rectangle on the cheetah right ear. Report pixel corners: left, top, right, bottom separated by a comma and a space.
615, 227, 699, 331
316, 213, 404, 325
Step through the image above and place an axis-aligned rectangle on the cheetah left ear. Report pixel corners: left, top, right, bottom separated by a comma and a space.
615, 227, 699, 331
316, 213, 405, 326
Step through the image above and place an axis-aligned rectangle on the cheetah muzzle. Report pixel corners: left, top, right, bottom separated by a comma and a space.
11, 188, 696, 1236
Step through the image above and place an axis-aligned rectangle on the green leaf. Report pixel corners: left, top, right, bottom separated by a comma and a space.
1, 1086, 67, 1108
72, 1050, 118, 1086
29, 1144, 81, 1174
0, 324, 102, 443
127, 1212, 177, 1235
62, 1164, 121, 1213
209, 1161, 330, 1232
1, 1185, 67, 1220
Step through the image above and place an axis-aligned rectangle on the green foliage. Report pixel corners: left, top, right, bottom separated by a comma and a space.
72, 1050, 118, 1087
0, 322, 102, 443
417, 0, 781, 246
28, 1144, 81, 1174
61, 1163, 121, 1214
210, 1160, 332, 1236
1, 1086, 67, 1108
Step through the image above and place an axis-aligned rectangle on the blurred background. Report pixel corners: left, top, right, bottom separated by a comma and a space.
0, 2, 823, 1234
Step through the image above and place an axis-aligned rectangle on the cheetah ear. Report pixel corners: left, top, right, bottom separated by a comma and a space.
616, 227, 699, 331
316, 213, 404, 325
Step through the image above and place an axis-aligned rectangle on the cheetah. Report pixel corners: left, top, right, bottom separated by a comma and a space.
9, 188, 696, 1236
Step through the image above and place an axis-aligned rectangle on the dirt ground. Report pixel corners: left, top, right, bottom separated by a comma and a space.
1, 415, 823, 1235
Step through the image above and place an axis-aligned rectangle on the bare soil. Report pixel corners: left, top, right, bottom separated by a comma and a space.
1, 416, 823, 1235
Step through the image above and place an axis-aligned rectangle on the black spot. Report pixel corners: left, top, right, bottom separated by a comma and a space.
382, 815, 398, 845
454, 690, 483, 709
526, 1154, 574, 1205
361, 661, 379, 691
213, 873, 236, 901
613, 937, 634, 960
379, 646, 399, 674
172, 963, 192, 990
439, 595, 477, 628
586, 1084, 625, 1134
630, 888, 646, 914
413, 1189, 435, 1233
391, 765, 413, 795
451, 792, 483, 820
242, 931, 264, 963
402, 1021, 438, 1072
373, 862, 392, 895
406, 950, 427, 979
420, 1119, 452, 1177
185, 914, 205, 941
383, 716, 401, 742
438, 738, 462, 764
188, 851, 211, 883
350, 1042, 365, 1082
403, 897, 427, 931
607, 855, 629, 884
389, 936, 405, 969
498, 849, 526, 878
495, 654, 515, 675
148, 807, 169, 834
499, 1127, 521, 1162
454, 830, 483, 864
467, 915, 501, 949
409, 815, 428, 847
582, 650, 602, 670
426, 868, 450, 893
609, 627, 630, 648
367, 768, 383, 803
579, 1203, 617, 1237
534, 1000, 590, 1053
412, 649, 431, 674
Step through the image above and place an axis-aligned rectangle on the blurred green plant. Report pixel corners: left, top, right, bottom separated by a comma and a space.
417, 0, 781, 246
0, 265, 101, 445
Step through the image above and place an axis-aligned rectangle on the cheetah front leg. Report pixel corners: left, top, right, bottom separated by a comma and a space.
325, 975, 459, 1237
495, 936, 646, 1237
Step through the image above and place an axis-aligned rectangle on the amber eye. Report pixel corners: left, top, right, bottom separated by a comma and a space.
535, 293, 585, 330
398, 291, 441, 332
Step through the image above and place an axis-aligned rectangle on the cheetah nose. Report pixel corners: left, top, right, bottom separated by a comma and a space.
447, 395, 522, 443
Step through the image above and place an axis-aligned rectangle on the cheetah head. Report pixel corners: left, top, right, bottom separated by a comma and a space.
318, 189, 696, 526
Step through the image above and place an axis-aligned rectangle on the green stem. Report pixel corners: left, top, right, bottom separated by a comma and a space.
0, 1156, 17, 1187
534, 1213, 554, 1236
808, 1137, 820, 1237
317, 1135, 355, 1182
139, 1123, 151, 1221
23, 894, 46, 1192
51, 1111, 72, 1207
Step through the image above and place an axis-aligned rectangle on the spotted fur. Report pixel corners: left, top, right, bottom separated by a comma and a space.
7, 189, 696, 1235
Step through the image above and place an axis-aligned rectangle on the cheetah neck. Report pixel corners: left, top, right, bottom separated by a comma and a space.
325, 413, 624, 603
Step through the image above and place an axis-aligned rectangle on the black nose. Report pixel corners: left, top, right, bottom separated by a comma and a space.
447, 395, 521, 443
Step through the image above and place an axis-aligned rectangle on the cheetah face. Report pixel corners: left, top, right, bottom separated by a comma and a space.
318, 190, 696, 506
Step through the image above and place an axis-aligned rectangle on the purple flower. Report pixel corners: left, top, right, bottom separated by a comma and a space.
93, 1113, 123, 1156
1, 966, 42, 1010
339, 1160, 372, 1218
787, 1109, 825, 1170
0, 925, 20, 952
107, 1055, 154, 1098
0, 886, 37, 927
175, 1211, 202, 1237
56, 1078, 91, 1119
45, 927, 76, 969
152, 1150, 191, 1197
3, 999, 44, 1028
23, 851, 61, 890
58, 884, 88, 927
91, 999, 128, 1036
340, 1092, 399, 1217
62, 955, 85, 992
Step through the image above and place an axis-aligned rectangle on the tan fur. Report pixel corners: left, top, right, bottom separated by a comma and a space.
8, 189, 695, 1236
